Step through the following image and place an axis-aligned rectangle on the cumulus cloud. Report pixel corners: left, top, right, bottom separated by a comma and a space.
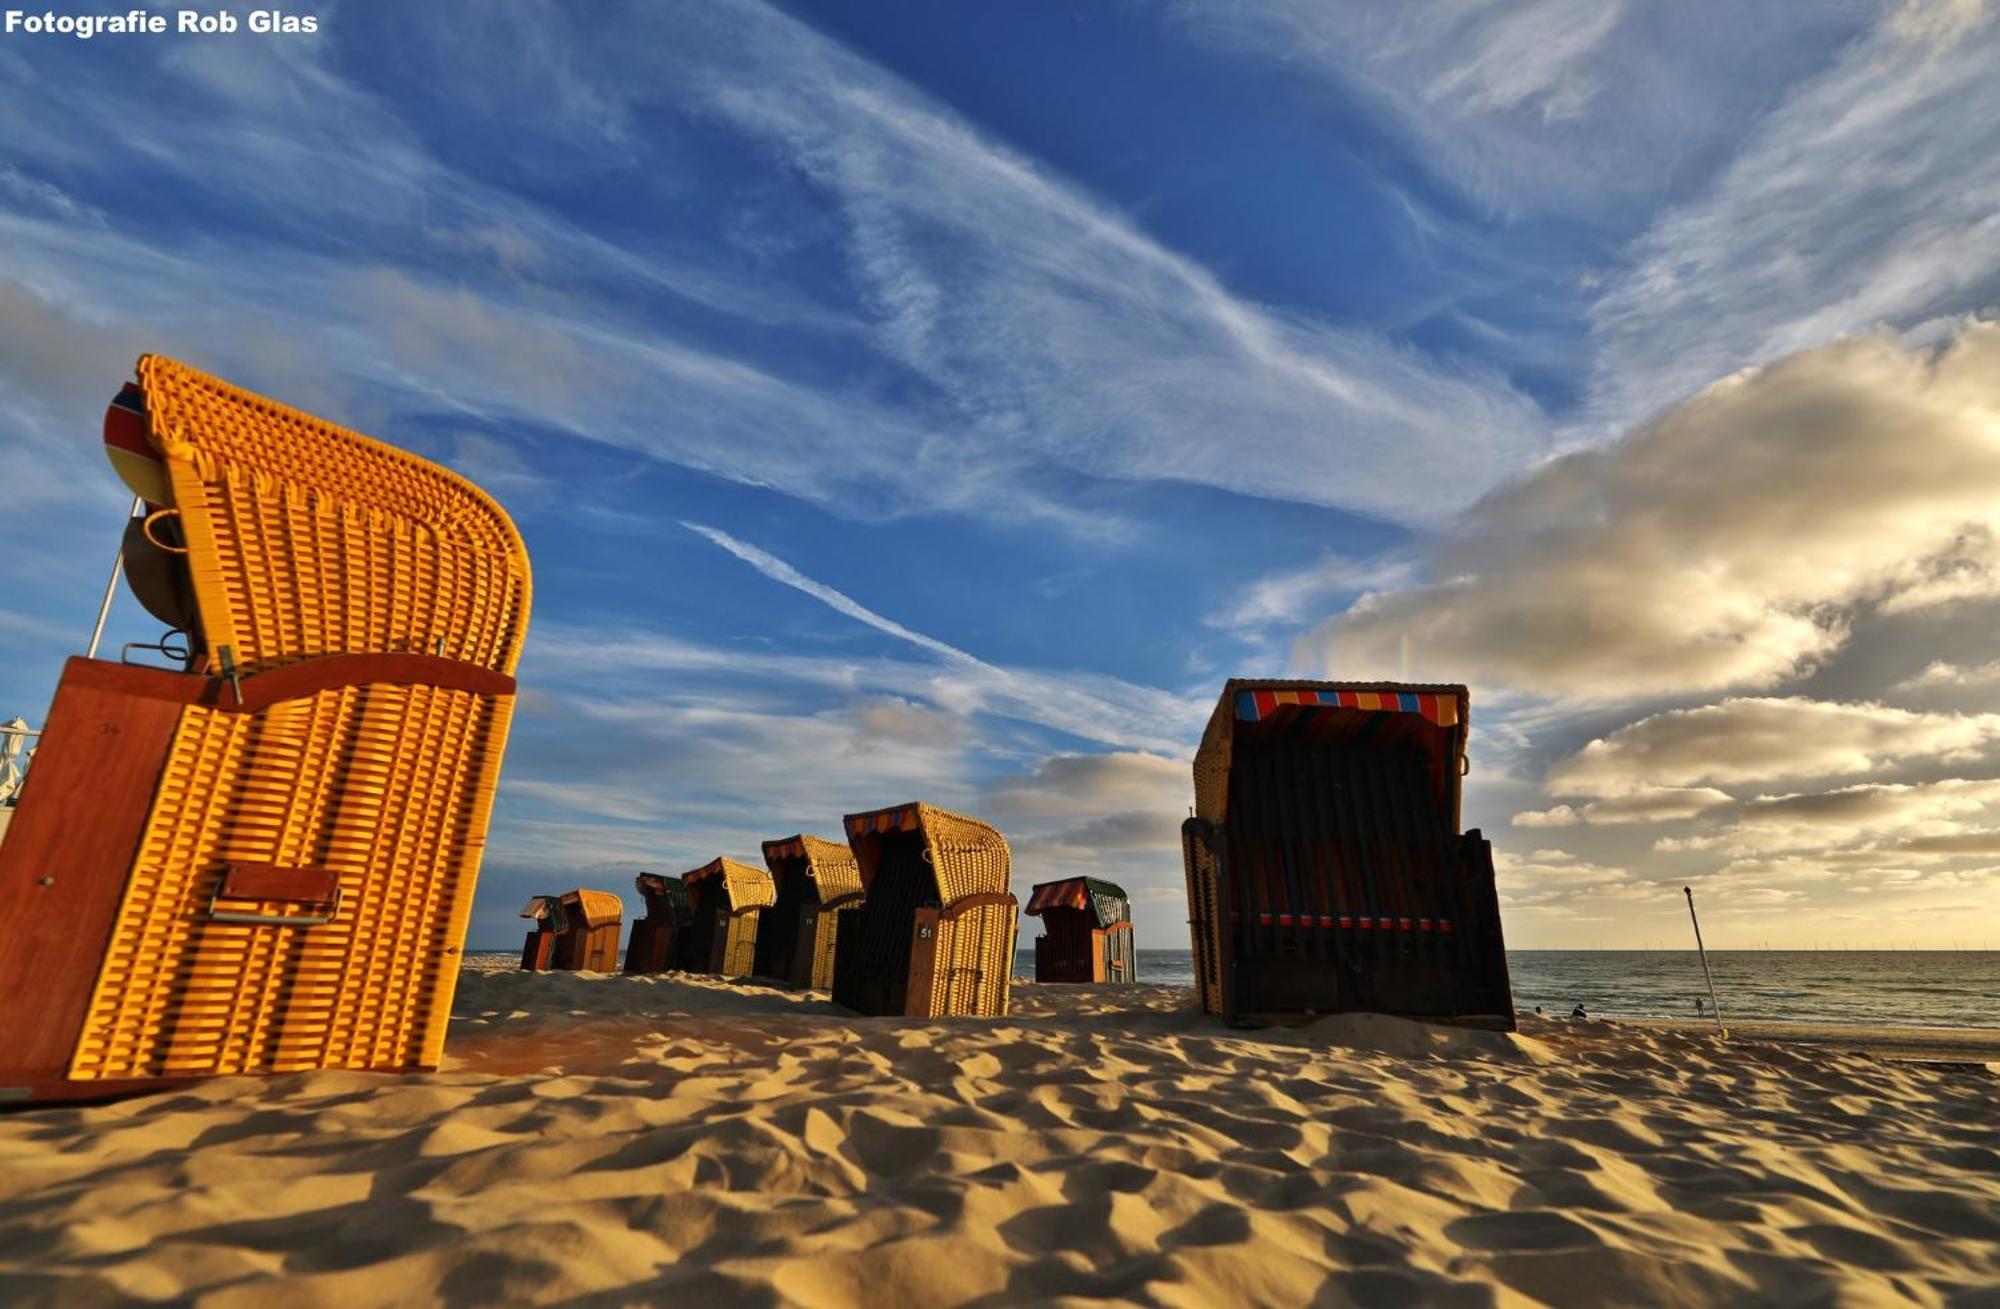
981, 751, 1189, 822
1492, 849, 1666, 915
1894, 659, 2000, 692
1298, 325, 2000, 700
1664, 778, 2000, 855
1514, 787, 1732, 827
1544, 697, 2000, 795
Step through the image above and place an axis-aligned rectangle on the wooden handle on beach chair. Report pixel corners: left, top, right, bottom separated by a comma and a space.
206, 862, 343, 926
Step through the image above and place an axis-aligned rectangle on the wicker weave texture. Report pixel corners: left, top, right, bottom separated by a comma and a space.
762, 834, 864, 903
564, 889, 623, 929
67, 680, 513, 1080
845, 802, 1010, 909
138, 356, 531, 675
718, 914, 759, 978
687, 857, 776, 912
806, 908, 845, 990
927, 900, 1018, 1018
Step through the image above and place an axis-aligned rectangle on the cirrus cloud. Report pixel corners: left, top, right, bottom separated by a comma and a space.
1298, 323, 2000, 701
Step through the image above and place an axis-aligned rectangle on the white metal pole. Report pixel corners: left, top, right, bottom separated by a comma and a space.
85, 496, 142, 660
1684, 885, 1726, 1036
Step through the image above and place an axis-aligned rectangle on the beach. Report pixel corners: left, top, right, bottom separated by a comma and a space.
1, 960, 1996, 1307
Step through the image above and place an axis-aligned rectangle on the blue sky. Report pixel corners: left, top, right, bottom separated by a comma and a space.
4, 1, 2000, 950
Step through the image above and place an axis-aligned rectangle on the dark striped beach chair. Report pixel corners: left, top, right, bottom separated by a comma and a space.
756, 835, 864, 989
1182, 681, 1513, 1028
624, 873, 690, 974
833, 802, 1017, 1018
1025, 877, 1136, 983
683, 858, 776, 978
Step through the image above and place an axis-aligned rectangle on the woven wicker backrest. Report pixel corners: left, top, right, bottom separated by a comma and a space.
138, 355, 531, 676
67, 665, 515, 1081
762, 834, 864, 905
44, 359, 531, 1090
562, 889, 623, 929
684, 858, 777, 914
843, 802, 1009, 909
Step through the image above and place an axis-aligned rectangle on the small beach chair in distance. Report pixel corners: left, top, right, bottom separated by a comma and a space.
520, 896, 562, 971
1025, 877, 1137, 983
0, 356, 530, 1104
624, 873, 690, 974
1182, 681, 1513, 1029
756, 834, 865, 989
833, 803, 1018, 1018
683, 858, 776, 978
557, 889, 623, 970
520, 890, 621, 970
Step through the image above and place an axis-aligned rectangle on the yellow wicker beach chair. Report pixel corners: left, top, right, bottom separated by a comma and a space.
683, 858, 776, 978
624, 873, 690, 974
834, 802, 1017, 1018
1025, 877, 1136, 983
0, 356, 530, 1104
1182, 681, 1512, 1028
756, 834, 864, 989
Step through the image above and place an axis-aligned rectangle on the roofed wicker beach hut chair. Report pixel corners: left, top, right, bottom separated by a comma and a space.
683, 858, 777, 978
520, 892, 623, 971
756, 834, 865, 989
0, 356, 530, 1104
624, 873, 691, 974
833, 802, 1018, 1018
1025, 877, 1137, 984
1182, 680, 1513, 1029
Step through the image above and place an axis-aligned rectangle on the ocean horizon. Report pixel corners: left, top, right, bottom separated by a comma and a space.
470, 948, 2000, 1031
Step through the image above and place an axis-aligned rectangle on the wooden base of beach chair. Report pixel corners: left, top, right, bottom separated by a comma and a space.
556, 923, 622, 972
0, 654, 510, 1105
623, 920, 678, 973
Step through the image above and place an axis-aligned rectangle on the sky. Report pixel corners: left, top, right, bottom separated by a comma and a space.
2, 0, 1998, 951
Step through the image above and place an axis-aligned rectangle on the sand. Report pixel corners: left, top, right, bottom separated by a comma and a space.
1, 962, 1996, 1307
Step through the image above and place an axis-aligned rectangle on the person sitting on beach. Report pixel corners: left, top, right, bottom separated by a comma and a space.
1570, 1003, 1587, 1019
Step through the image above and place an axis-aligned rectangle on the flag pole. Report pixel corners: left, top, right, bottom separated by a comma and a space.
1684, 885, 1725, 1037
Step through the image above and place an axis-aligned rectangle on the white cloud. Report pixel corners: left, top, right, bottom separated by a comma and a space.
1668, 778, 2000, 855
679, 0, 1548, 525
0, 0, 1553, 539
1208, 551, 1418, 631
1171, 0, 1871, 220
1545, 697, 2000, 795
1589, 4, 2000, 431
1297, 325, 2000, 701
1893, 658, 2000, 692
680, 521, 1207, 754
1514, 787, 1732, 827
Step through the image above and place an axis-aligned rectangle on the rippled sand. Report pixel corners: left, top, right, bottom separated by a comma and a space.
1, 959, 1996, 1306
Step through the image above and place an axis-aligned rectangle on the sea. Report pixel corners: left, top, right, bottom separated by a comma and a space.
1014, 949, 2000, 1029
